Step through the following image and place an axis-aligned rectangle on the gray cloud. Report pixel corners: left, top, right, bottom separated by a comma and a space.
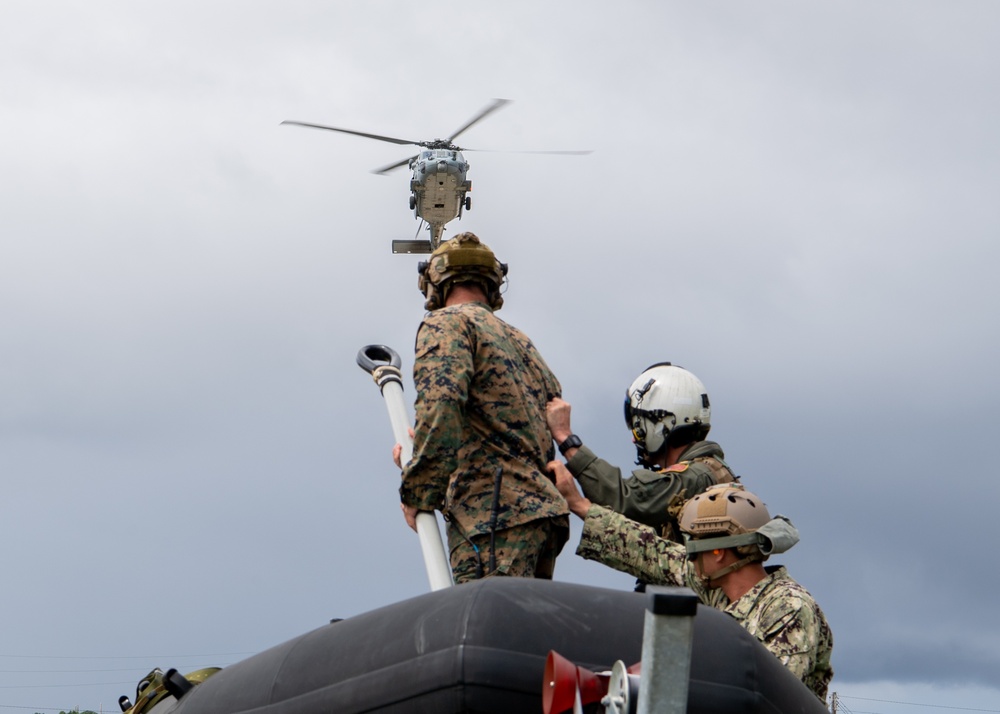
2, 1, 999, 711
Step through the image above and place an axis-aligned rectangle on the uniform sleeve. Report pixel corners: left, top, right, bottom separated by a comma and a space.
576, 504, 703, 592
756, 596, 823, 685
399, 313, 474, 511
568, 447, 719, 530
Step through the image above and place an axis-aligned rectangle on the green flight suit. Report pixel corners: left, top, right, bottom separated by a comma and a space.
566, 440, 736, 537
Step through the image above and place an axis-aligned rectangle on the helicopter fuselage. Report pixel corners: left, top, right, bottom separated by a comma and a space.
409, 149, 472, 238
282, 99, 588, 252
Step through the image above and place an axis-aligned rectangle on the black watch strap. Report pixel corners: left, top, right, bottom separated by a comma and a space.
558, 434, 583, 455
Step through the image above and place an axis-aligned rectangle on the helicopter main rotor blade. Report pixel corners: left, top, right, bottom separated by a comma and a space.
462, 148, 594, 155
446, 98, 512, 144
372, 155, 418, 175
281, 120, 419, 147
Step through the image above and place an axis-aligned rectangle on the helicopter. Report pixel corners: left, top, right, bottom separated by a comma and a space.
282, 99, 591, 253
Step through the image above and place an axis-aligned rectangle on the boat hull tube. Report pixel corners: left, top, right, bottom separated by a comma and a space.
169, 579, 826, 714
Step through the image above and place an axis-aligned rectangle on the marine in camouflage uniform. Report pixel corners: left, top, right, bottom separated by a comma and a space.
548, 363, 736, 541
552, 472, 833, 702
401, 233, 569, 583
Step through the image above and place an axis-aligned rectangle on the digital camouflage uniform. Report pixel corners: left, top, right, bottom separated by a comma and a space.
577, 504, 833, 701
400, 301, 569, 583
567, 441, 736, 539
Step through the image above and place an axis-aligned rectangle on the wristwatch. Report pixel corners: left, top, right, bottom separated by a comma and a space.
558, 434, 583, 455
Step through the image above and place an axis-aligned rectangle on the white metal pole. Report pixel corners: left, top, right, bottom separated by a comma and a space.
358, 345, 454, 591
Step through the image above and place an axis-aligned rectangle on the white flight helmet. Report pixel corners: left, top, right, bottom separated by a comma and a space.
623, 362, 711, 461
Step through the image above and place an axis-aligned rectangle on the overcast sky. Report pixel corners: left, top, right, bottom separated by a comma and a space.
2, 2, 999, 713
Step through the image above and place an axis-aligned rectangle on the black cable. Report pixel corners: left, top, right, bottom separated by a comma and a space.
488, 466, 503, 574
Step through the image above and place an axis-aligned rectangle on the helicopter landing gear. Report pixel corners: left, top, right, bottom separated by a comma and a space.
409, 195, 416, 210
464, 196, 472, 210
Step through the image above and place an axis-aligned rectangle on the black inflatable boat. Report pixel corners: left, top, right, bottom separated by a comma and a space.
144, 578, 825, 714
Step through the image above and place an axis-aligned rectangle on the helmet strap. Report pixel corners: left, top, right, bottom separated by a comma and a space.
700, 553, 761, 587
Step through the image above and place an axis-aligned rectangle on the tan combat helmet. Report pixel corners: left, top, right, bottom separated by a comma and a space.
417, 232, 507, 311
680, 484, 799, 583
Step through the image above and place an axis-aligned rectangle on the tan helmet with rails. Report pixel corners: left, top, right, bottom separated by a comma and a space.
680, 484, 771, 544
679, 484, 799, 584
417, 232, 507, 311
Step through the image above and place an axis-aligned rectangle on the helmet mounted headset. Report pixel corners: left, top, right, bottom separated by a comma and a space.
417, 232, 508, 311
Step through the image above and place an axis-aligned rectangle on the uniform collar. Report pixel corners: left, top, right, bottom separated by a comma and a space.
724, 565, 788, 619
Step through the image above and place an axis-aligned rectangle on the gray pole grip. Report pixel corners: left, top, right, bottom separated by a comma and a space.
358, 345, 412, 466
357, 345, 453, 591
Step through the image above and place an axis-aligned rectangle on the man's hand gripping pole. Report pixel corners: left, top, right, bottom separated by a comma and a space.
357, 345, 453, 591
